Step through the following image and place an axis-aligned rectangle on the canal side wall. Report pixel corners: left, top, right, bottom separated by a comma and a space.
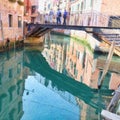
70, 30, 100, 50
52, 29, 101, 50
0, 39, 24, 53
24, 36, 45, 46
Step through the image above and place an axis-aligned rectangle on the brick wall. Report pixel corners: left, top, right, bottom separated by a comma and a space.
101, 0, 120, 15
0, 0, 24, 43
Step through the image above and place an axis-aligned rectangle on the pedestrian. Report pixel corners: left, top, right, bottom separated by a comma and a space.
49, 9, 54, 24
27, 23, 31, 31
56, 9, 61, 25
44, 13, 49, 24
63, 9, 67, 25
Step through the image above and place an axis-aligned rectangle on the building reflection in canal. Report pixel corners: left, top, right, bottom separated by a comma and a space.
0, 50, 24, 120
0, 32, 120, 120
43, 33, 120, 90
41, 32, 120, 119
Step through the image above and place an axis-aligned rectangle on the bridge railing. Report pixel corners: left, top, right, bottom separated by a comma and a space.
25, 10, 120, 47
37, 10, 120, 28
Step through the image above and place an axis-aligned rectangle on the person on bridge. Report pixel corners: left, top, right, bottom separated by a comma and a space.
49, 9, 54, 24
63, 9, 67, 25
44, 13, 49, 24
56, 9, 61, 25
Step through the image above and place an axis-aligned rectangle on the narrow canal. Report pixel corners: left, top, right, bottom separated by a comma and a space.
0, 32, 120, 120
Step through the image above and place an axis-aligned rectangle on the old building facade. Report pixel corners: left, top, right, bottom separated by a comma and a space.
67, 0, 120, 27
0, 0, 24, 44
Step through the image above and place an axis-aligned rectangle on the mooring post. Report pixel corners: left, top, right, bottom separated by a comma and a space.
107, 86, 120, 112
101, 86, 120, 120
98, 41, 115, 89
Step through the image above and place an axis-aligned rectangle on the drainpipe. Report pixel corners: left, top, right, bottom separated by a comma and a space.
0, 20, 4, 48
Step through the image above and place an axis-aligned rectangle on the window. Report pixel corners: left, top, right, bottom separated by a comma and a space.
48, 4, 50, 9
18, 16, 22, 28
90, 0, 93, 7
8, 14, 13, 27
84, 0, 86, 9
31, 6, 37, 14
80, 2, 83, 13
77, 4, 80, 11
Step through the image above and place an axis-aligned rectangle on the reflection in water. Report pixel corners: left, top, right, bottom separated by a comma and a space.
0, 33, 120, 120
22, 75, 80, 120
22, 33, 119, 119
23, 48, 114, 119
0, 50, 24, 120
43, 33, 120, 90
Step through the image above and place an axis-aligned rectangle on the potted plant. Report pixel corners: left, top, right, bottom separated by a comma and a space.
17, 0, 24, 6
8, 0, 16, 2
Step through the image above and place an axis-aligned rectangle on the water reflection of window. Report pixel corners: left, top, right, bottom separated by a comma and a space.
74, 63, 78, 78
9, 108, 15, 120
79, 52, 83, 63
86, 60, 88, 73
102, 72, 111, 89
18, 101, 22, 113
80, 76, 83, 82
98, 71, 103, 82
9, 69, 13, 78
70, 61, 73, 70
44, 79, 49, 87
74, 63, 76, 75
72, 44, 74, 55
82, 51, 86, 68
66, 58, 68, 64
17, 81, 21, 95
76, 51, 80, 59
0, 73, 1, 85
17, 63, 21, 74
75, 69, 78, 78
8, 86, 16, 102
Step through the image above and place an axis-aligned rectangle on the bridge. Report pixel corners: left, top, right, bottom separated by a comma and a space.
26, 23, 120, 37
26, 23, 120, 56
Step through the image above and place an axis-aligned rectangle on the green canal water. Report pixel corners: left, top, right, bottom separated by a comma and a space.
0, 33, 120, 120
